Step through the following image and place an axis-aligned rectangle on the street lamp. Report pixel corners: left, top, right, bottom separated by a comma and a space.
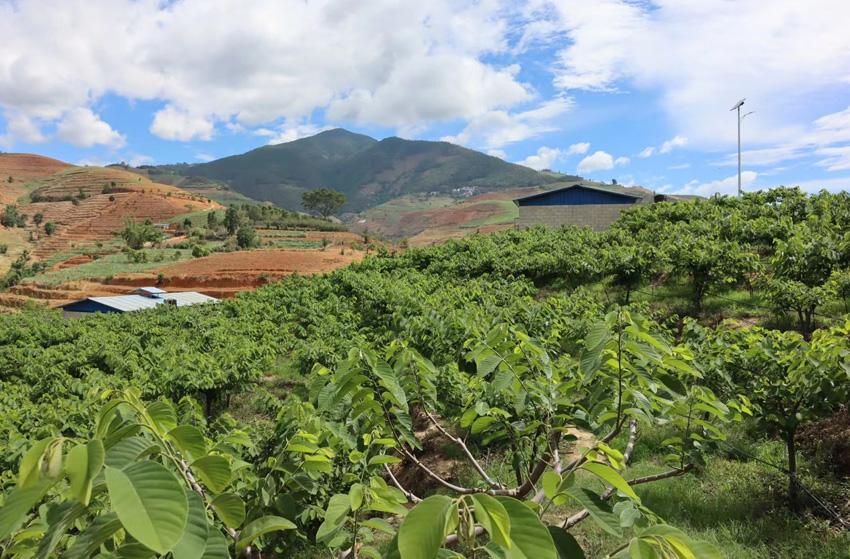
729, 98, 752, 196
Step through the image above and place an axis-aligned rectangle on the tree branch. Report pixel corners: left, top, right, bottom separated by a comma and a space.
384, 464, 421, 503
562, 463, 693, 529
421, 407, 505, 489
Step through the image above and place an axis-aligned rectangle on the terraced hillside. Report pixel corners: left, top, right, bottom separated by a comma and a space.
0, 153, 72, 204
27, 190, 219, 259
29, 166, 201, 201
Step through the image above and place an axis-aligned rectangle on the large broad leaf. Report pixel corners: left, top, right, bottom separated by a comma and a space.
18, 438, 53, 488
146, 401, 178, 434
0, 481, 52, 540
581, 462, 640, 503
235, 516, 297, 553
172, 492, 209, 559
547, 526, 585, 559
65, 440, 105, 506
62, 513, 123, 559
168, 426, 207, 461
564, 488, 620, 536
200, 532, 230, 559
210, 493, 246, 529
493, 497, 557, 559
471, 493, 511, 548
36, 501, 86, 559
105, 461, 189, 553
105, 436, 155, 469
315, 493, 350, 544
191, 456, 231, 493
397, 495, 455, 559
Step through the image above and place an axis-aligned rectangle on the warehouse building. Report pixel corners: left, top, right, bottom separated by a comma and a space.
61, 287, 217, 318
514, 183, 655, 231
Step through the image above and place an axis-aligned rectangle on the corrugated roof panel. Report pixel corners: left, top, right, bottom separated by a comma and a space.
87, 295, 161, 312
160, 292, 218, 306
134, 286, 167, 295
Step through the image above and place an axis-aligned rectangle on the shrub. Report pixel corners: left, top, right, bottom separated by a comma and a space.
44, 222, 56, 235
0, 244, 7, 255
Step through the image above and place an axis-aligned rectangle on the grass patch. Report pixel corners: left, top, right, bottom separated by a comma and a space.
459, 200, 519, 228
21, 248, 191, 286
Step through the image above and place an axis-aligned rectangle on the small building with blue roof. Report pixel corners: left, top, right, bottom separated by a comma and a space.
61, 287, 217, 318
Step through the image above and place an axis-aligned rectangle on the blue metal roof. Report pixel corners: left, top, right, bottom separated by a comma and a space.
514, 184, 644, 206
133, 286, 167, 295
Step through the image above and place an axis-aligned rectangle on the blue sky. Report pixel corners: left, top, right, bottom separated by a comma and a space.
2, 0, 850, 197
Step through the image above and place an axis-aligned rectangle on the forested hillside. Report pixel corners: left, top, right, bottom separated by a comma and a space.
2, 187, 850, 558
181, 129, 561, 211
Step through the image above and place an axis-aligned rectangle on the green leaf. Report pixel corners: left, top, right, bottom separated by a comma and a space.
236, 516, 297, 553
581, 462, 640, 503
62, 513, 123, 559
37, 500, 86, 559
210, 493, 246, 529
541, 471, 560, 500
168, 426, 207, 461
191, 455, 231, 493
146, 400, 178, 433
18, 438, 55, 488
105, 461, 189, 554
65, 440, 105, 506
471, 493, 511, 548
547, 526, 585, 559
368, 455, 402, 465
493, 497, 557, 559
362, 518, 395, 535
172, 492, 210, 559
200, 532, 230, 559
564, 488, 620, 536
627, 538, 654, 559
114, 543, 158, 559
0, 481, 52, 540
105, 436, 155, 469
398, 495, 455, 559
476, 350, 502, 377
316, 493, 350, 544
349, 483, 364, 511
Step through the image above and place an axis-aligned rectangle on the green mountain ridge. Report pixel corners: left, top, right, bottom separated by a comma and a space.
177, 128, 564, 212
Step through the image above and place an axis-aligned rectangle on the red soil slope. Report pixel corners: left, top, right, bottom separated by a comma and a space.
0, 153, 73, 205
29, 191, 220, 259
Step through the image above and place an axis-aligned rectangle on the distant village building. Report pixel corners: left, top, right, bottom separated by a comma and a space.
60, 287, 217, 318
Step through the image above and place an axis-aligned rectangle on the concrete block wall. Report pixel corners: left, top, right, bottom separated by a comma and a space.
517, 203, 634, 231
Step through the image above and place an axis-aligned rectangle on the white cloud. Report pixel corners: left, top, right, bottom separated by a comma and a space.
0, 0, 536, 146
678, 171, 758, 196
614, 156, 630, 165
815, 146, 850, 172
487, 149, 507, 159
577, 150, 614, 173
668, 163, 690, 170
150, 106, 214, 142
56, 108, 125, 147
566, 142, 590, 155
519, 146, 562, 170
441, 96, 573, 148
0, 111, 46, 146
659, 135, 687, 154
128, 154, 154, 167
638, 146, 655, 158
532, 0, 850, 150
259, 122, 330, 145
195, 153, 215, 162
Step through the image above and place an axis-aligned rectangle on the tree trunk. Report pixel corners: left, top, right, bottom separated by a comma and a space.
785, 429, 800, 511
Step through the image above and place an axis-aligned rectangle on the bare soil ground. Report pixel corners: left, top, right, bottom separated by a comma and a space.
0, 248, 366, 310
0, 153, 72, 205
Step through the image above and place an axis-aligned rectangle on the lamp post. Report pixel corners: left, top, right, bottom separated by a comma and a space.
729, 99, 754, 196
